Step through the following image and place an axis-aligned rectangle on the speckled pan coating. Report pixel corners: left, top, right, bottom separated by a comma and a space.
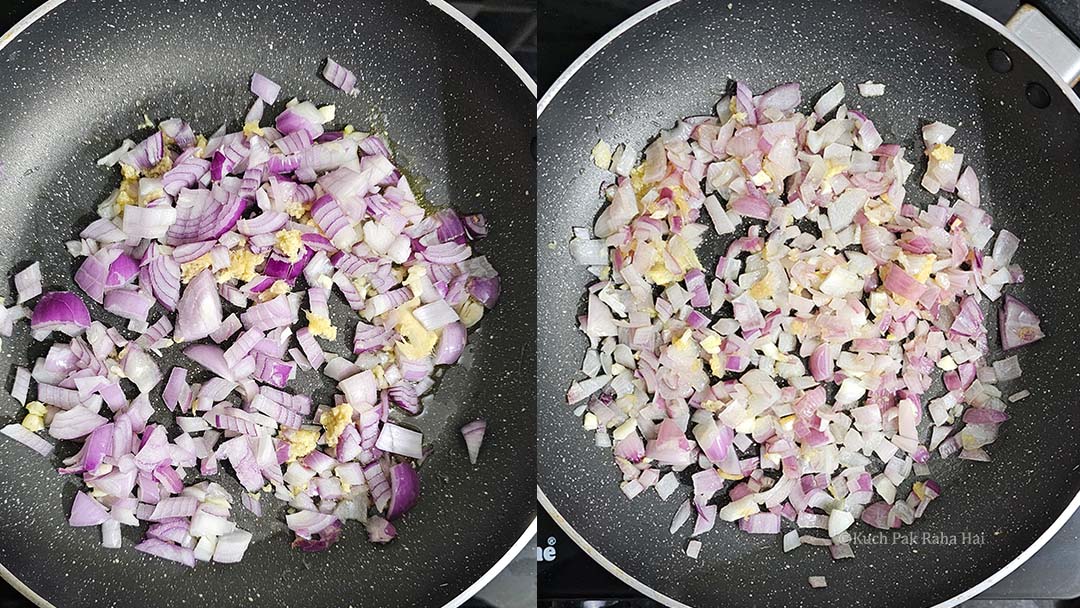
0, 1, 536, 607
537, 1, 1080, 607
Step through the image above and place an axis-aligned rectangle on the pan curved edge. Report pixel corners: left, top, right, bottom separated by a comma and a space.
535, 1, 1080, 607
0, 1, 538, 607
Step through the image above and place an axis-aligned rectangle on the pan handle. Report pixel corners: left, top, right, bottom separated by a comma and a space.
1006, 4, 1080, 87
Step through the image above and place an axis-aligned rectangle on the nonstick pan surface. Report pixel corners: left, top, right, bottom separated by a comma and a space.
0, 1, 536, 607
538, 1, 1080, 606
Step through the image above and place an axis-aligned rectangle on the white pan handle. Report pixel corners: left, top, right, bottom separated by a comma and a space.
1007, 4, 1080, 86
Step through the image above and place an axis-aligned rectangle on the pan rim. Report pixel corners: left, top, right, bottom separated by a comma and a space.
535, 1, 1080, 608
0, 1, 537, 607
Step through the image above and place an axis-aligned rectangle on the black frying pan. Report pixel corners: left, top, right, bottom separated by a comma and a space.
537, 0, 1080, 606
0, 1, 536, 607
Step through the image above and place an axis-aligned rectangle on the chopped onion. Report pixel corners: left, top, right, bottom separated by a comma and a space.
173, 269, 222, 342
212, 530, 253, 563
992, 355, 1022, 382
813, 82, 845, 119
375, 423, 423, 459
568, 79, 1036, 563
14, 262, 42, 304
135, 539, 195, 568
366, 516, 396, 543
1000, 294, 1044, 350
30, 291, 90, 339
857, 81, 885, 97
250, 72, 281, 105
322, 57, 358, 95
1, 424, 54, 456
69, 492, 110, 527
0, 66, 501, 567
461, 419, 486, 464
386, 463, 420, 520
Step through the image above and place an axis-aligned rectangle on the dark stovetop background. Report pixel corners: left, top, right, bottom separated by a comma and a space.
0, 1, 535, 608
537, 0, 1080, 607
